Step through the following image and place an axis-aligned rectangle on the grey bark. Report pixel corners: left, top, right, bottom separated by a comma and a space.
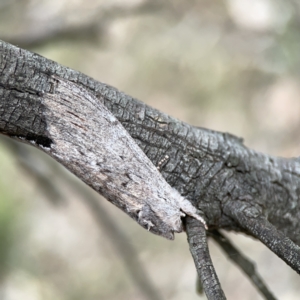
0, 66, 205, 239
0, 40, 300, 297
186, 217, 226, 300
1, 39, 299, 240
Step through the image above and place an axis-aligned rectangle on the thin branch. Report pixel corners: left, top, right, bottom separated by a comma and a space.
225, 201, 300, 274
209, 230, 277, 300
186, 217, 226, 300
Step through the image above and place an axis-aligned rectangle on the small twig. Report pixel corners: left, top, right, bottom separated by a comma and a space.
225, 201, 300, 274
186, 217, 226, 300
209, 230, 277, 300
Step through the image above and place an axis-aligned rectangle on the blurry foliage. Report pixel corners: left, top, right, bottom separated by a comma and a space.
0, 188, 18, 279
0, 146, 24, 281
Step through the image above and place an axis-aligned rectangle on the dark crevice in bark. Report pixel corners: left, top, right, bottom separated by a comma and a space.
9, 133, 53, 148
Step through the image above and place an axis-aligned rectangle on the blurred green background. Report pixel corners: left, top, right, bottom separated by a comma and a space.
0, 0, 300, 299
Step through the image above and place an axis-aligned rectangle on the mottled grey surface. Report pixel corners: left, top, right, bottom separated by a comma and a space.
1, 40, 300, 276
186, 217, 226, 300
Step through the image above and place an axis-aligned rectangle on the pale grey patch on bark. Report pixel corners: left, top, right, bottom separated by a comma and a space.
40, 76, 206, 239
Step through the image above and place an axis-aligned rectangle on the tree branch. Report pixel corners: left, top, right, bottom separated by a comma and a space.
224, 201, 300, 274
1, 39, 300, 298
1, 39, 299, 242
186, 217, 226, 300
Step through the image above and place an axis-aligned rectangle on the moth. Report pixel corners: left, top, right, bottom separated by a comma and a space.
37, 77, 206, 239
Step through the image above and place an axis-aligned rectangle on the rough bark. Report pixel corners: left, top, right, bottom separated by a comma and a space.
186, 217, 226, 300
0, 61, 205, 239
0, 40, 300, 293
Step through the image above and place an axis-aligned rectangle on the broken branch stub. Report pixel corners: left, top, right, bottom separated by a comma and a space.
38, 77, 205, 239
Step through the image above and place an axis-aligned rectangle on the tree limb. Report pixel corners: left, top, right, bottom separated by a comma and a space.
1, 37, 300, 243
1, 39, 300, 298
1, 39, 299, 243
224, 200, 300, 274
